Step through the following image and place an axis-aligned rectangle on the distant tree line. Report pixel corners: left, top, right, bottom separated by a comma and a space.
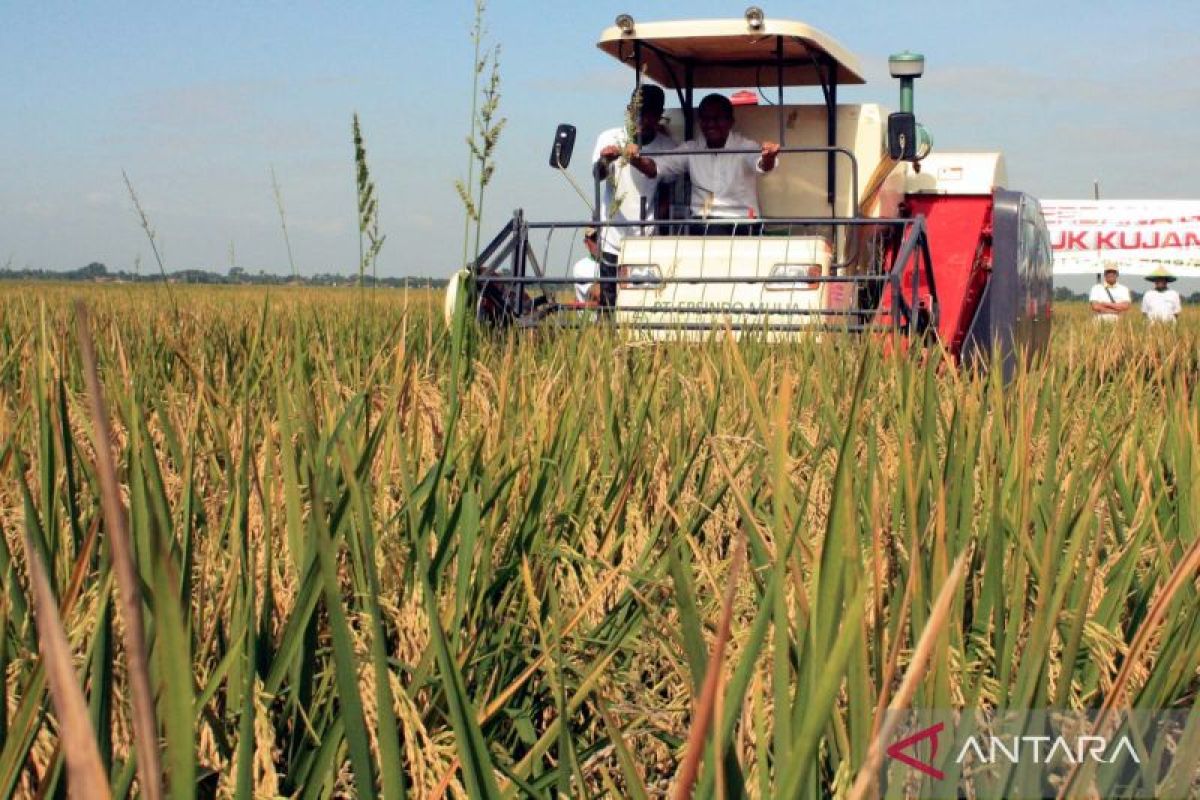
1054, 287, 1086, 302
0, 262, 449, 288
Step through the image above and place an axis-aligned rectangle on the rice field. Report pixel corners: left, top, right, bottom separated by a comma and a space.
1, 283, 1198, 798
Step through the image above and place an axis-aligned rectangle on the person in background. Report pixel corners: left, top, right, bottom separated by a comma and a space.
1141, 267, 1182, 324
1088, 263, 1132, 323
571, 227, 602, 305
643, 93, 780, 234
592, 84, 677, 305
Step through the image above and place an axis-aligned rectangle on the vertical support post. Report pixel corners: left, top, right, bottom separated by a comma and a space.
633, 40, 644, 145
633, 40, 645, 223
826, 58, 837, 209
909, 234, 920, 336
684, 63, 695, 141
681, 62, 695, 230
826, 58, 840, 268
775, 36, 786, 145
891, 270, 901, 334
512, 208, 526, 318
916, 221, 937, 330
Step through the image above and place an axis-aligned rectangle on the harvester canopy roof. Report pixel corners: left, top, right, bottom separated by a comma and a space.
597, 17, 865, 88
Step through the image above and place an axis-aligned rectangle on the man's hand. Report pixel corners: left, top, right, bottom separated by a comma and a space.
760, 141, 781, 172
598, 142, 657, 178
624, 143, 658, 178
595, 144, 621, 180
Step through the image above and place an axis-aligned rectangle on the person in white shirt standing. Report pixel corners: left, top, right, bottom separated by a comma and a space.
1088, 263, 1132, 323
592, 84, 678, 305
1141, 267, 1182, 324
644, 93, 780, 235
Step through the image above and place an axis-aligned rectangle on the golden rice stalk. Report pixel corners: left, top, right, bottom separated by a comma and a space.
74, 301, 163, 800
20, 537, 110, 799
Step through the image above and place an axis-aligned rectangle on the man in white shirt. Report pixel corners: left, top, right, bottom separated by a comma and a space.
644, 93, 780, 234
570, 227, 601, 305
1088, 264, 1132, 323
1141, 268, 1182, 324
591, 84, 678, 306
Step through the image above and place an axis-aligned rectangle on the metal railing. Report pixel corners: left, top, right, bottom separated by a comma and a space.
647, 145, 863, 216
471, 212, 937, 339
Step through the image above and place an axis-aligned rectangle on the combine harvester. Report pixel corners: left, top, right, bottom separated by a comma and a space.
450, 8, 1053, 369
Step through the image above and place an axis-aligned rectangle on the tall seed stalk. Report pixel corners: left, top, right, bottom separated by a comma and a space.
455, 0, 506, 267
604, 87, 644, 220
270, 165, 299, 279
457, 0, 485, 268
352, 114, 385, 291
121, 170, 178, 324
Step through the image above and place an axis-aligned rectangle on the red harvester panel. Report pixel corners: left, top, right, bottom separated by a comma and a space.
898, 195, 994, 356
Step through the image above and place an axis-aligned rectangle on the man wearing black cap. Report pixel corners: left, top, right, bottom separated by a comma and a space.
591, 84, 677, 304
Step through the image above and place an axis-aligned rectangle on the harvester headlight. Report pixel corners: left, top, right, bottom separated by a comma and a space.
744, 6, 765, 31
766, 263, 820, 291
619, 264, 663, 289
615, 14, 635, 35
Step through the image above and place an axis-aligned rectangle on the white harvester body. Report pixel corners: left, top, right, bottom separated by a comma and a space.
614, 235, 843, 339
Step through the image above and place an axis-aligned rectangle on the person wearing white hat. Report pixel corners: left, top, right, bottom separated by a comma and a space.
1140, 267, 1182, 324
1088, 263, 1131, 323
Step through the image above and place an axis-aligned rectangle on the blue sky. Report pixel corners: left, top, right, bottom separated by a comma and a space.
2, 1, 1198, 278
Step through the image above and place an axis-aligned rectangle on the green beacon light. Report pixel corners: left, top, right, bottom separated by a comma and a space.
888, 51, 925, 114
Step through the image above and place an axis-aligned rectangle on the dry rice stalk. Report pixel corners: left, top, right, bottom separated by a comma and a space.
1056, 531, 1200, 799
74, 301, 164, 800
846, 551, 968, 800
672, 525, 747, 800
21, 536, 110, 799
